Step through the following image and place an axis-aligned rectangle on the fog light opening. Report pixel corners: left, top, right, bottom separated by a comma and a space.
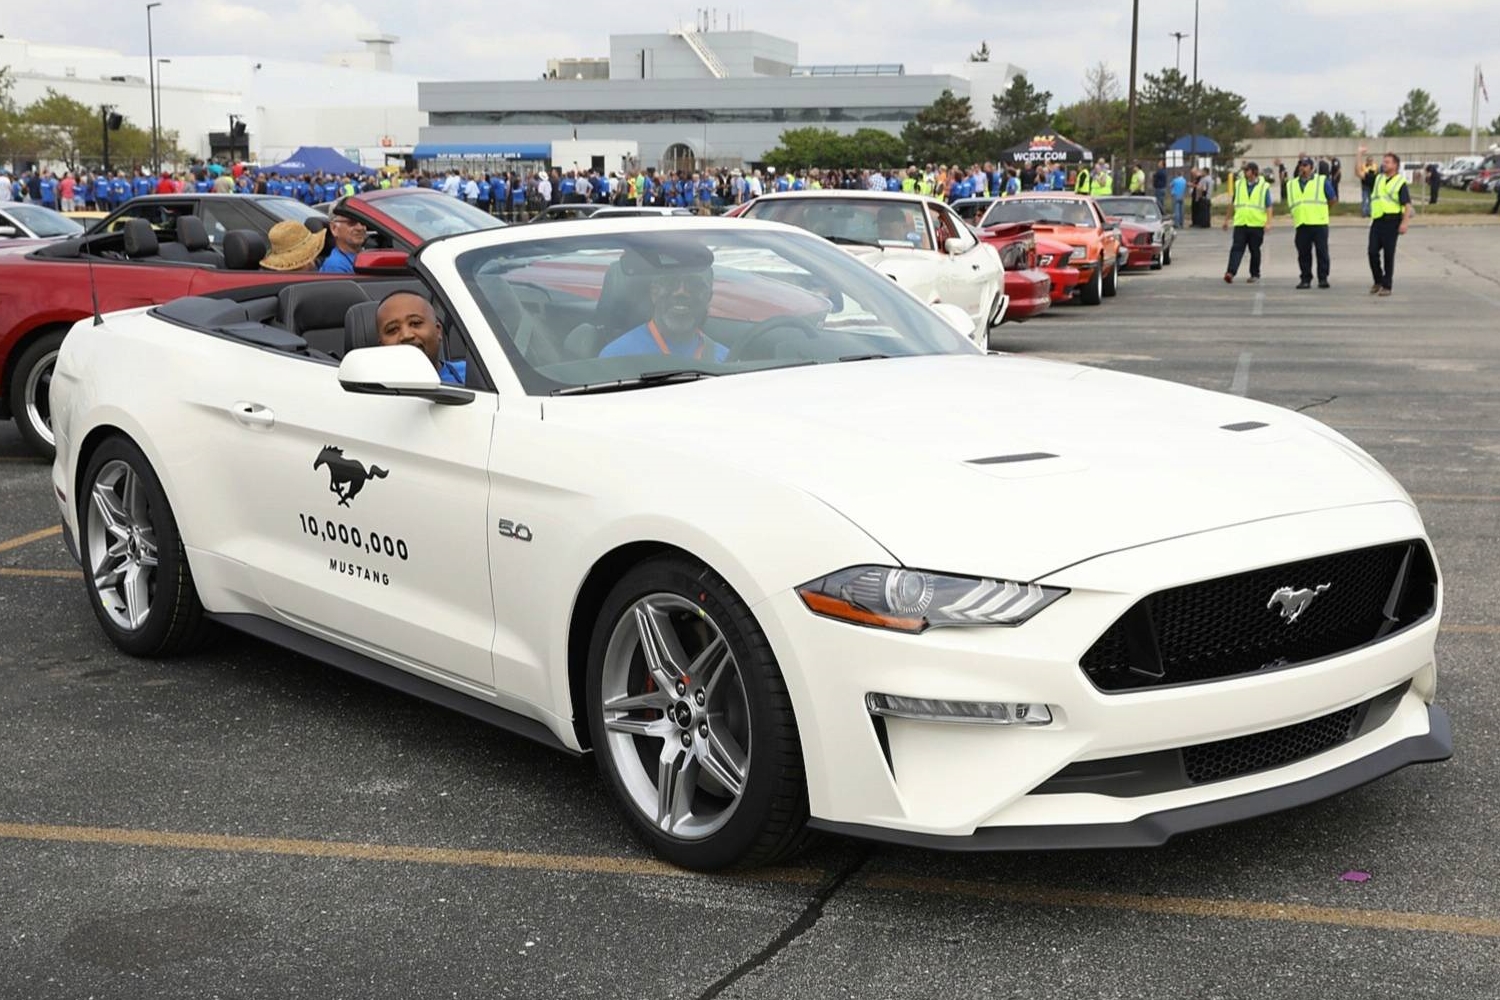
865, 693, 1053, 726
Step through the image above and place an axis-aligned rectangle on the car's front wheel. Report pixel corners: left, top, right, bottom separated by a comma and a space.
79, 436, 211, 657
1103, 260, 1119, 297
1163, 245, 1173, 266
586, 555, 810, 870
8, 328, 64, 459
1080, 263, 1103, 305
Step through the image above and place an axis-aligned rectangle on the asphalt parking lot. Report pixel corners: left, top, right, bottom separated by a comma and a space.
2, 219, 1499, 998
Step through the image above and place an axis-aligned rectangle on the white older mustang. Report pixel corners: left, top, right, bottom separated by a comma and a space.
50, 217, 1449, 870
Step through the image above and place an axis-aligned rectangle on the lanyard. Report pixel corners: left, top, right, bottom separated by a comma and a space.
646, 320, 705, 361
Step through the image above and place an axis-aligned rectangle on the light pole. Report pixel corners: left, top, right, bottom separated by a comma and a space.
1170, 32, 1189, 73
146, 2, 162, 175
1188, 0, 1200, 176
155, 59, 171, 172
1126, 0, 1140, 173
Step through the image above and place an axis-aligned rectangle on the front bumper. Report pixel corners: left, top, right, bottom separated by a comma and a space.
810, 704, 1450, 850
1045, 265, 1085, 302
1123, 244, 1162, 269
759, 501, 1446, 845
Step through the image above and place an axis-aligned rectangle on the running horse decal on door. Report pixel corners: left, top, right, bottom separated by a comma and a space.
314, 445, 388, 507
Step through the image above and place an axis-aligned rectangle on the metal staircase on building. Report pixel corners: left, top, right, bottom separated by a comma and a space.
670, 29, 728, 79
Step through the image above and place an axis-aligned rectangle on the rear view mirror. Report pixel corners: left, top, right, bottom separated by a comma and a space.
338, 344, 472, 406
944, 237, 966, 255
354, 249, 411, 273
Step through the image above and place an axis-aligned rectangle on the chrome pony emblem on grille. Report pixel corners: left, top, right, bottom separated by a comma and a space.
1266, 583, 1332, 624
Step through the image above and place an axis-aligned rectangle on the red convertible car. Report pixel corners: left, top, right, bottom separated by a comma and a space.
0, 188, 503, 456
1095, 196, 1175, 271
951, 199, 1065, 319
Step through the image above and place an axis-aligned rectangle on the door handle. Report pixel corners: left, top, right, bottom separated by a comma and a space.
232, 401, 275, 429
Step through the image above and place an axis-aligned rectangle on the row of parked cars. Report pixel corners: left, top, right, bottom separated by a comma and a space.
0, 184, 1176, 458
1436, 152, 1500, 192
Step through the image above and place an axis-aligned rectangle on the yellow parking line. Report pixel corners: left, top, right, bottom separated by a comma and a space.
0, 821, 822, 886
858, 873, 1500, 939
0, 568, 82, 580
0, 820, 1495, 938
0, 525, 62, 555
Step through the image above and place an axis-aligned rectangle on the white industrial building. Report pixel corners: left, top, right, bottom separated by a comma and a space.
0, 34, 425, 169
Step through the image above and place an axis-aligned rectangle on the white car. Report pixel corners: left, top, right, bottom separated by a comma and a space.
50, 217, 1450, 871
0, 202, 88, 241
736, 190, 1007, 346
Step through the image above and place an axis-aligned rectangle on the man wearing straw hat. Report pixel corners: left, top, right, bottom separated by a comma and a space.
260, 221, 324, 272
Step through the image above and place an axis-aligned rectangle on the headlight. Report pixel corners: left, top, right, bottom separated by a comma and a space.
797, 565, 1067, 633
1068, 247, 1087, 261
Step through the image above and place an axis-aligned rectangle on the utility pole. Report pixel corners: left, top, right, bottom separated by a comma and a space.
1187, 0, 1200, 174
1126, 0, 1140, 172
146, 2, 162, 175
1170, 32, 1189, 73
101, 105, 115, 173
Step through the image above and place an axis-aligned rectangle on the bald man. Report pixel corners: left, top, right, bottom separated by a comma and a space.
375, 291, 466, 385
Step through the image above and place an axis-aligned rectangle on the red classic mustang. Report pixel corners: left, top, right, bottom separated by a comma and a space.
0, 188, 503, 456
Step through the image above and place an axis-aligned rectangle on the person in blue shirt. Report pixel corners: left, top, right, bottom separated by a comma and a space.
318, 214, 366, 273
133, 173, 152, 198
375, 292, 466, 386
600, 268, 726, 362
39, 174, 57, 207
110, 174, 131, 207
93, 174, 110, 208
1169, 171, 1189, 227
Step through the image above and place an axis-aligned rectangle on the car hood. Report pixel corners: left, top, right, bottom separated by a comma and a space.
557, 355, 1407, 582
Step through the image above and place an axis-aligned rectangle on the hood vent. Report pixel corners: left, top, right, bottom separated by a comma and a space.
1221, 421, 1269, 432
967, 452, 1058, 466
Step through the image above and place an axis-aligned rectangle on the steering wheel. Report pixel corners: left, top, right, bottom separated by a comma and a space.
726, 314, 822, 363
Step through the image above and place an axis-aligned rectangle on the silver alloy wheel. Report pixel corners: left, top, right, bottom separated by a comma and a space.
600, 594, 751, 840
23, 348, 58, 448
86, 459, 159, 631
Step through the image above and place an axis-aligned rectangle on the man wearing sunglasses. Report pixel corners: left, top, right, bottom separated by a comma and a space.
600, 269, 727, 361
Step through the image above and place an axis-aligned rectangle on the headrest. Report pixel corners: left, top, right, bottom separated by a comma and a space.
122, 219, 158, 258
279, 281, 369, 334
223, 230, 269, 270
473, 274, 523, 336
343, 300, 381, 355
304, 216, 328, 234
175, 215, 210, 251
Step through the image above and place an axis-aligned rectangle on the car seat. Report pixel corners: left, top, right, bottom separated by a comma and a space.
173, 215, 224, 266
121, 219, 159, 260
223, 230, 269, 270
276, 281, 370, 358
561, 257, 653, 358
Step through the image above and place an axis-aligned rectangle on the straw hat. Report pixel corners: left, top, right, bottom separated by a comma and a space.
260, 220, 324, 271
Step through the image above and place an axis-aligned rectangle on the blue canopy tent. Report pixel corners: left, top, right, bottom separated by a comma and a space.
1168, 134, 1222, 155
261, 146, 375, 175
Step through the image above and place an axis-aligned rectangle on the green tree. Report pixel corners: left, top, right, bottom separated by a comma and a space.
12, 88, 178, 172
1129, 66, 1250, 160
1381, 88, 1441, 136
969, 41, 990, 63
761, 127, 906, 171
900, 89, 985, 165
990, 73, 1053, 149
840, 128, 908, 169
1440, 122, 1469, 137
0, 66, 20, 160
1328, 112, 1359, 137
1278, 113, 1303, 138
1490, 113, 1500, 134
1053, 61, 1127, 160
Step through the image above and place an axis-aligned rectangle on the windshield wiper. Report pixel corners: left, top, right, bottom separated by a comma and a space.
822, 235, 883, 248
551, 369, 720, 396
836, 353, 892, 363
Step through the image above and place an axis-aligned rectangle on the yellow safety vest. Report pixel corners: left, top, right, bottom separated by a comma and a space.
1286, 175, 1328, 226
1094, 171, 1113, 196
918, 179, 933, 196
1371, 172, 1407, 220
1233, 176, 1269, 227
901, 177, 917, 193
1130, 169, 1145, 193
1074, 170, 1091, 194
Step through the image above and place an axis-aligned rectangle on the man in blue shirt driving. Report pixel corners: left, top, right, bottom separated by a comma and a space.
600, 266, 727, 362
376, 291, 466, 385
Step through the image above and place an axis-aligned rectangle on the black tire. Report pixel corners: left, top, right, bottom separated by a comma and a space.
1163, 246, 1173, 266
1080, 263, 1103, 305
78, 436, 212, 657
8, 328, 64, 459
1103, 259, 1119, 297
585, 554, 811, 870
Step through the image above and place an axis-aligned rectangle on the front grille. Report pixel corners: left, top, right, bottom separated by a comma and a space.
1183, 704, 1359, 784
1081, 540, 1436, 692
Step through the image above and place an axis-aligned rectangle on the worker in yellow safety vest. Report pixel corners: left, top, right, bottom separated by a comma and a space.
1222, 161, 1271, 283
1286, 156, 1334, 289
1367, 152, 1411, 296
1073, 166, 1091, 195
1093, 162, 1113, 197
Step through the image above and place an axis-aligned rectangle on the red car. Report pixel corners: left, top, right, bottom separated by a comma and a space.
970, 221, 1051, 322
1095, 196, 1175, 271
953, 198, 1081, 314
0, 188, 503, 456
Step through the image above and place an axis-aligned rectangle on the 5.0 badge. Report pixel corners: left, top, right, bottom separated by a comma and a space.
497, 519, 533, 542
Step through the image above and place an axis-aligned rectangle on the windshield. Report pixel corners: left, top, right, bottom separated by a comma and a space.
258, 198, 325, 223
373, 192, 507, 241
1096, 198, 1161, 221
454, 227, 978, 394
981, 199, 1096, 228
4, 204, 84, 237
741, 198, 934, 251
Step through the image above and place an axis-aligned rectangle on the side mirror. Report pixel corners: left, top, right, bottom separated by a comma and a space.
943, 237, 966, 255
337, 344, 473, 406
0, 225, 18, 238
931, 302, 976, 341
354, 249, 411, 273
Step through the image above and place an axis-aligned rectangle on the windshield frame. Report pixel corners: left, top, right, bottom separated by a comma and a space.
434, 222, 980, 397
257, 197, 326, 224
365, 190, 507, 243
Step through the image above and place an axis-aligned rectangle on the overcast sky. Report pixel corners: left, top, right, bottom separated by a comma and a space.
4, 1, 1498, 132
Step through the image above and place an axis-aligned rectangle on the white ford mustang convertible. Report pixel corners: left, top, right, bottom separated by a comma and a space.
50, 217, 1450, 870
